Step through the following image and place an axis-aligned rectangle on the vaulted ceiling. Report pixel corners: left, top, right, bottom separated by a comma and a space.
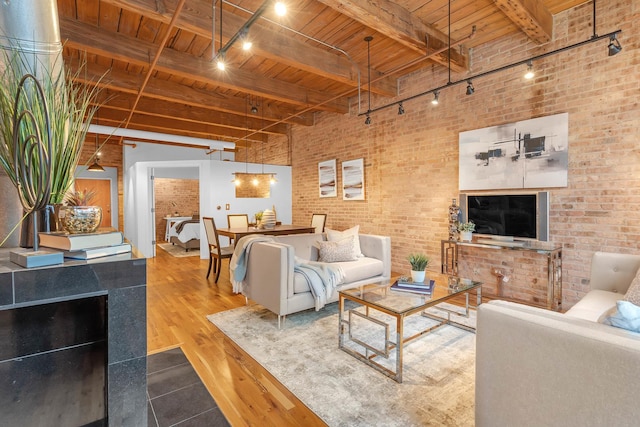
57, 0, 588, 150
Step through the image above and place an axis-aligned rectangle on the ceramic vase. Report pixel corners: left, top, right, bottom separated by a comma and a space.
261, 209, 276, 229
411, 270, 426, 283
60, 206, 103, 234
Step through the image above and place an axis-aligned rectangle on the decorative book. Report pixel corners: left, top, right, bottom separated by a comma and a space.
390, 279, 435, 295
38, 229, 123, 251
63, 243, 132, 260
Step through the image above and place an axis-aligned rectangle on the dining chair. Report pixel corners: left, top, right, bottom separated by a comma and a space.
227, 214, 249, 245
203, 217, 234, 283
311, 213, 327, 233
227, 214, 249, 228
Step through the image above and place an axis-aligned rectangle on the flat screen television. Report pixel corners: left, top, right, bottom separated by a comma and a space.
459, 192, 549, 241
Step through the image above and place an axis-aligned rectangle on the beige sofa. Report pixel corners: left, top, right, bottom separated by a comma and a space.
241, 232, 391, 326
475, 251, 640, 427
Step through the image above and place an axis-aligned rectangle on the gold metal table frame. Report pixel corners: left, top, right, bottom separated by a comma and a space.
338, 277, 482, 383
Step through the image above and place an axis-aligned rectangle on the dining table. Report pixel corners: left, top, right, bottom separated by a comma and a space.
216, 224, 316, 242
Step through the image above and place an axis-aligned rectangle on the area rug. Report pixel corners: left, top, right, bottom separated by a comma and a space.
207, 302, 476, 427
157, 242, 200, 257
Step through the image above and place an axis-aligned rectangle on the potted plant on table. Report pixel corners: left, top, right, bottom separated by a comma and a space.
408, 252, 430, 283
457, 221, 476, 242
0, 46, 103, 246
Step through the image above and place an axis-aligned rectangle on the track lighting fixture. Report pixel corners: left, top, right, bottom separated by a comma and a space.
524, 61, 535, 79
608, 34, 622, 56
466, 80, 474, 95
431, 91, 439, 105
365, 114, 371, 125
398, 103, 405, 115
216, 52, 226, 71
274, 1, 287, 16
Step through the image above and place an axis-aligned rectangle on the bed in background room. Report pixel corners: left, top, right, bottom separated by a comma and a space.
169, 219, 200, 251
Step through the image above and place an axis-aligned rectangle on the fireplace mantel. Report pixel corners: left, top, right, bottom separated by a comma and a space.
0, 249, 147, 426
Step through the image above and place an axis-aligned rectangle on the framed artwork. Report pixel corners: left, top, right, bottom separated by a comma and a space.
318, 159, 337, 198
459, 112, 569, 190
342, 158, 365, 200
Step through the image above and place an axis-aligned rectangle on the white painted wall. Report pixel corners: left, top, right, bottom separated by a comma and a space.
123, 143, 291, 258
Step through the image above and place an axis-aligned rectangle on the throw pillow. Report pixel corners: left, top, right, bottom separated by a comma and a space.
623, 267, 640, 306
325, 225, 362, 258
316, 236, 357, 263
603, 300, 640, 333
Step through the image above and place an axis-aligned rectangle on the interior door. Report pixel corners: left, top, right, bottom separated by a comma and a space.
75, 178, 111, 227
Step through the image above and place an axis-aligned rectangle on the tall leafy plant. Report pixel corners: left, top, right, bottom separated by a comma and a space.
0, 47, 103, 206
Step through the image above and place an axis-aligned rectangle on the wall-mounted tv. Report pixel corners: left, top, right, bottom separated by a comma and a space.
459, 192, 549, 241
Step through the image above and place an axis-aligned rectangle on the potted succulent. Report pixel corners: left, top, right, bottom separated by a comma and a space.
407, 252, 430, 283
59, 188, 102, 234
457, 221, 476, 242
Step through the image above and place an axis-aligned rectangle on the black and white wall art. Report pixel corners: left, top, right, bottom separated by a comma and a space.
459, 113, 568, 190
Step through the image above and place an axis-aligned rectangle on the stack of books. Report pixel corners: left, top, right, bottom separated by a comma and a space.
38, 229, 132, 260
390, 278, 436, 295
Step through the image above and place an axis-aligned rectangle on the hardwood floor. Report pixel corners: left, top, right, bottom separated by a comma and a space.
146, 247, 327, 427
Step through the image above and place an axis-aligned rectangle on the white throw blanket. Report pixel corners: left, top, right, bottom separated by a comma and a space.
294, 257, 345, 311
229, 235, 274, 293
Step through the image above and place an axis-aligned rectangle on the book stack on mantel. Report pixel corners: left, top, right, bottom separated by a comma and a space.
390, 278, 436, 295
38, 229, 132, 260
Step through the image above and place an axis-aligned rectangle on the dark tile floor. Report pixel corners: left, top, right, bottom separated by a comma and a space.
147, 347, 230, 427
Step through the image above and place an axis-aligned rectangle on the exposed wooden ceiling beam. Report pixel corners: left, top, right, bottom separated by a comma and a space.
67, 58, 315, 127
60, 17, 349, 114
94, 91, 288, 136
95, 108, 266, 143
493, 0, 553, 44
98, 0, 397, 96
317, 0, 468, 73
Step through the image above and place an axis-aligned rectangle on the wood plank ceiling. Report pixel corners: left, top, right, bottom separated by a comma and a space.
56, 0, 588, 150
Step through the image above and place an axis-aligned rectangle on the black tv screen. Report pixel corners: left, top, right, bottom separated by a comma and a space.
466, 194, 537, 239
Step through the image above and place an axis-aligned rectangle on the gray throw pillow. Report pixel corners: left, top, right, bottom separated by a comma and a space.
316, 236, 357, 263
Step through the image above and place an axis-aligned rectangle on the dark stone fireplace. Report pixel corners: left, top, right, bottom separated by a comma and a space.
0, 250, 147, 426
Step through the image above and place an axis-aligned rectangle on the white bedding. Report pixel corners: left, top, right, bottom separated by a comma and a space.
169, 221, 200, 243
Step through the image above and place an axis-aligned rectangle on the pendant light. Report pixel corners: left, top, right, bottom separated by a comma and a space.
87, 133, 105, 172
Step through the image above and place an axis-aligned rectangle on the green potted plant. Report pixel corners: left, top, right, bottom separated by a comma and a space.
407, 252, 430, 283
457, 221, 476, 242
0, 46, 104, 245
254, 211, 264, 229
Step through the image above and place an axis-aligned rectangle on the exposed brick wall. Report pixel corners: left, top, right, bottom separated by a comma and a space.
153, 178, 199, 243
269, 1, 639, 309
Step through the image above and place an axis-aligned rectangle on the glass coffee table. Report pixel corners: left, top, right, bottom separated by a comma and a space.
338, 275, 482, 383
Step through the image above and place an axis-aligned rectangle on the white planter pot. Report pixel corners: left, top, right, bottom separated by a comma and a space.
460, 231, 473, 242
410, 270, 426, 283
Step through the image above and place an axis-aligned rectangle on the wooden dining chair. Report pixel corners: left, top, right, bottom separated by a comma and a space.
203, 217, 234, 283
227, 214, 249, 245
311, 213, 327, 233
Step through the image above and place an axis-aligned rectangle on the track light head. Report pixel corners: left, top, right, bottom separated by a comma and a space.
608, 35, 622, 56
466, 80, 474, 95
216, 52, 226, 70
524, 61, 535, 79
431, 91, 439, 105
398, 103, 405, 115
274, 1, 287, 16
364, 114, 371, 125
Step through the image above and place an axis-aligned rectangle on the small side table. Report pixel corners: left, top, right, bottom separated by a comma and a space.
164, 216, 192, 241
